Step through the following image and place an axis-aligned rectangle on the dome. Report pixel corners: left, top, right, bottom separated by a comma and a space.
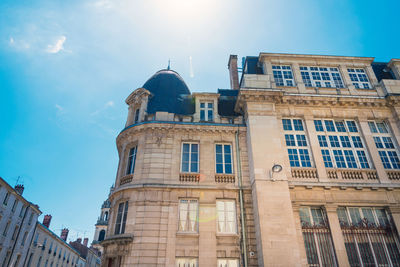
142, 69, 192, 115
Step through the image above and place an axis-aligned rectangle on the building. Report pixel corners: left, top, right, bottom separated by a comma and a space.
0, 177, 41, 267
100, 53, 400, 267
91, 187, 112, 255
25, 219, 82, 267
70, 238, 101, 267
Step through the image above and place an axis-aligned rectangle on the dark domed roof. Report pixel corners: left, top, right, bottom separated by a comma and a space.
143, 69, 193, 115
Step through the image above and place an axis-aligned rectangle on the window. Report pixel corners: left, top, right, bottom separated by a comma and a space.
114, 201, 129, 235
215, 144, 233, 174
178, 199, 198, 232
216, 200, 237, 234
300, 66, 344, 88
315, 119, 371, 169
21, 231, 28, 246
3, 221, 10, 236
200, 102, 213, 122
134, 108, 140, 124
347, 68, 371, 89
272, 65, 295, 86
217, 259, 239, 267
11, 199, 18, 212
175, 258, 197, 267
28, 212, 34, 225
369, 121, 400, 169
19, 205, 26, 217
11, 225, 19, 240
282, 119, 313, 168
126, 146, 137, 175
181, 143, 199, 173
3, 192, 10, 205
299, 207, 337, 267
3, 251, 11, 267
337, 207, 400, 267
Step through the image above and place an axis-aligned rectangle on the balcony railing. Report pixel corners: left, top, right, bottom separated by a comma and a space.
387, 170, 400, 180
119, 174, 133, 186
326, 169, 378, 182
215, 174, 235, 183
179, 173, 200, 182
291, 168, 318, 180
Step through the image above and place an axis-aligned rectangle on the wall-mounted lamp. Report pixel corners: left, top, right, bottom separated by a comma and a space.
270, 164, 283, 180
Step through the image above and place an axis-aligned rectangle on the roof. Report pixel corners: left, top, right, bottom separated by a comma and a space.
142, 69, 193, 115
217, 89, 241, 117
371, 62, 395, 81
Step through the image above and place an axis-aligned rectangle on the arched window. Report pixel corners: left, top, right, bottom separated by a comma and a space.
98, 230, 106, 241
104, 211, 108, 221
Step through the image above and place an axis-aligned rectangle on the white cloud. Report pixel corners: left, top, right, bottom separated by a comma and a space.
105, 101, 114, 107
9, 37, 14, 45
46, 36, 66, 54
92, 0, 114, 9
55, 104, 66, 115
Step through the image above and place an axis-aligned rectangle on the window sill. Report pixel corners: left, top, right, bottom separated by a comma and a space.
176, 232, 199, 237
216, 233, 239, 237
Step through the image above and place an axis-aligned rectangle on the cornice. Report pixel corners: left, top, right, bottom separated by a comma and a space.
259, 52, 375, 64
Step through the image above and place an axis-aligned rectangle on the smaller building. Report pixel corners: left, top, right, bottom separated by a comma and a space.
0, 177, 41, 267
91, 186, 112, 255
70, 238, 101, 267
25, 219, 82, 267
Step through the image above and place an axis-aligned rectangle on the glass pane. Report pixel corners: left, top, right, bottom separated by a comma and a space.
349, 208, 362, 225
216, 145, 222, 153
299, 207, 311, 226
216, 164, 223, 173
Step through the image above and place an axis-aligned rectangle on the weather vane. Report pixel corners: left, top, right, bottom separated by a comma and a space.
167, 59, 171, 70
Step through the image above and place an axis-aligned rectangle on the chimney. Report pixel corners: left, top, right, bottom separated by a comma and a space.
228, 55, 239, 90
83, 238, 89, 247
42, 215, 52, 228
60, 228, 69, 241
77, 238, 82, 244
14, 184, 24, 195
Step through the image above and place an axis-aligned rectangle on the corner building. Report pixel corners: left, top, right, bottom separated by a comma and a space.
102, 53, 400, 267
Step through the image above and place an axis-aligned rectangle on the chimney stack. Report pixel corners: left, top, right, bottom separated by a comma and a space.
77, 238, 82, 244
228, 55, 239, 90
60, 228, 69, 241
83, 238, 89, 247
14, 184, 24, 195
42, 215, 52, 228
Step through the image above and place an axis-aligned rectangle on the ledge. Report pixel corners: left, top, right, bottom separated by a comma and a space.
100, 233, 133, 246
120, 174, 133, 185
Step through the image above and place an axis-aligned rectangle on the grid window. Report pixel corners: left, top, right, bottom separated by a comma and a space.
337, 207, 400, 267
217, 259, 239, 267
200, 102, 213, 122
114, 201, 128, 235
316, 119, 370, 169
283, 119, 313, 168
300, 66, 344, 88
314, 120, 324, 132
347, 68, 371, 89
181, 143, 199, 173
3, 192, 9, 206
216, 200, 237, 234
215, 144, 233, 174
299, 207, 338, 267
11, 199, 18, 212
370, 121, 400, 169
178, 199, 198, 232
175, 258, 197, 267
126, 146, 137, 175
272, 65, 295, 87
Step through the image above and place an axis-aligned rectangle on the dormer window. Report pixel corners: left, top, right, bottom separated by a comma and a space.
134, 109, 140, 124
300, 66, 344, 88
200, 102, 213, 122
272, 65, 295, 87
347, 68, 371, 89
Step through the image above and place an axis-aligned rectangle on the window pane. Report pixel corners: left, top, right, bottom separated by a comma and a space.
325, 121, 335, 132
282, 119, 292, 131
314, 120, 324, 131
293, 119, 304, 131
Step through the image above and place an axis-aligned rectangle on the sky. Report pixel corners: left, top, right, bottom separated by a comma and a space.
0, 0, 399, 243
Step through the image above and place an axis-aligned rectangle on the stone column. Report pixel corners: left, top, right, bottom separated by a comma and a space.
358, 120, 390, 183
291, 204, 309, 267
304, 117, 328, 182
388, 206, 400, 234
292, 62, 307, 93
245, 102, 302, 266
325, 204, 350, 267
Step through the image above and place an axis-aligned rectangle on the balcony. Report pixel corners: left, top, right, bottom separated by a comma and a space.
119, 174, 133, 186
179, 173, 200, 182
96, 219, 108, 226
241, 74, 272, 89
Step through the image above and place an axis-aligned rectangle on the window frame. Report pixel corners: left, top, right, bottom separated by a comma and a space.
180, 143, 199, 173
300, 66, 344, 88
216, 199, 237, 234
126, 145, 138, 175
114, 201, 129, 235
272, 65, 295, 87
217, 259, 239, 267
175, 258, 198, 267
177, 199, 199, 233
347, 68, 372, 89
215, 144, 234, 174
314, 119, 372, 169
200, 102, 214, 122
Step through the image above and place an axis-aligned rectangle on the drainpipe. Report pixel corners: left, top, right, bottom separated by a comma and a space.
236, 129, 248, 267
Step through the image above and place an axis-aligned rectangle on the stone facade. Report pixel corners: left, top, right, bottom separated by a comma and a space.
0, 177, 41, 267
101, 53, 400, 267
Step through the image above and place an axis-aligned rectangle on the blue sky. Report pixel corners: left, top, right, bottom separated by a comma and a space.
0, 0, 399, 243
